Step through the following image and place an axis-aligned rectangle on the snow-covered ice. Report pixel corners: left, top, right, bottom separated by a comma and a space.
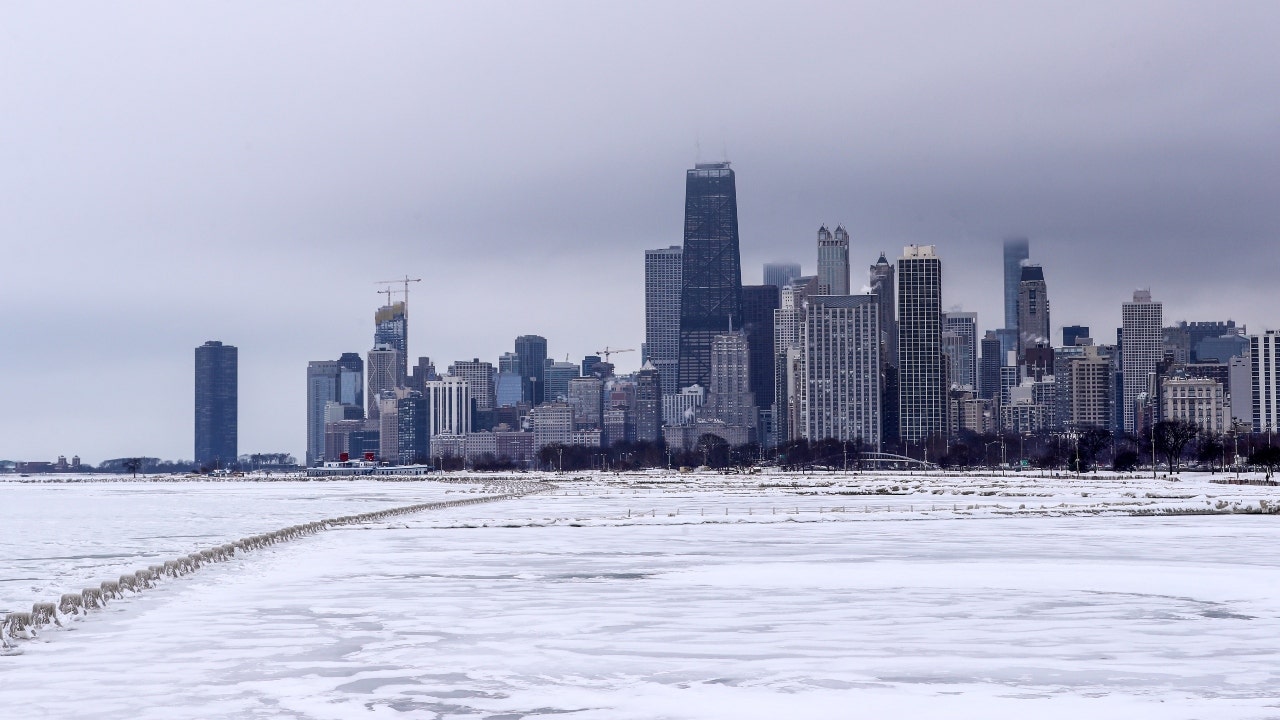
2, 471, 1279, 718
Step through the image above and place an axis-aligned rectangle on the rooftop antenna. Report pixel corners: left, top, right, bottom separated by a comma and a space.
695, 132, 701, 163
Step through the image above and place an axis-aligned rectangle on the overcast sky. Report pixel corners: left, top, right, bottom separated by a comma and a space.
1, 1, 1277, 463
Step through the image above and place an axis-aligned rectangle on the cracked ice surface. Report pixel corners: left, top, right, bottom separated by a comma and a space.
3, 472, 1280, 719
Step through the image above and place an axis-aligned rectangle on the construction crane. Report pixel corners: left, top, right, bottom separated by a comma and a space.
375, 276, 422, 308
595, 346, 635, 364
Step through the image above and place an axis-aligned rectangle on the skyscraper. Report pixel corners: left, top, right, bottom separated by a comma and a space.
802, 295, 880, 446
741, 284, 780, 413
374, 301, 408, 386
448, 359, 496, 413
545, 360, 579, 402
1251, 331, 1280, 433
942, 312, 978, 389
366, 344, 401, 420
897, 246, 945, 443
1017, 264, 1050, 356
634, 362, 662, 443
763, 262, 802, 292
869, 253, 896, 359
772, 275, 820, 444
336, 352, 364, 411
704, 331, 756, 432
306, 360, 340, 466
978, 331, 1001, 401
1002, 237, 1029, 359
514, 335, 548, 406
645, 245, 683, 396
678, 162, 743, 391
194, 341, 237, 468
816, 225, 850, 295
1121, 290, 1163, 433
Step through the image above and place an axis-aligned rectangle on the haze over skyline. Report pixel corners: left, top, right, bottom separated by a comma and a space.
2, 1, 1277, 463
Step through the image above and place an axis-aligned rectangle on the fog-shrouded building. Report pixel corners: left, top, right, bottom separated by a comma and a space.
802, 295, 880, 446
816, 225, 850, 296
678, 162, 743, 391
763, 262, 802, 294
645, 245, 683, 397
195, 341, 237, 468
897, 245, 945, 443
374, 301, 408, 386
1017, 264, 1050, 356
1122, 290, 1163, 433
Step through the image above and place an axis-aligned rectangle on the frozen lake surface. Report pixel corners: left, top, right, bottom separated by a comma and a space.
2, 472, 1279, 718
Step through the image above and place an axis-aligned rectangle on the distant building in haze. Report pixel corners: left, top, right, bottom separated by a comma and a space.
763, 262, 802, 294
194, 341, 237, 468
816, 225, 850, 295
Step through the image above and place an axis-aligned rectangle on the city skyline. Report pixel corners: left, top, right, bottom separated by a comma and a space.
3, 2, 1278, 462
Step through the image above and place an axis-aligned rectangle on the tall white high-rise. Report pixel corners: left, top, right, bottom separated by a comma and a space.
426, 376, 471, 437
802, 295, 881, 446
1252, 331, 1280, 433
816, 225, 850, 295
1121, 290, 1163, 433
645, 245, 683, 396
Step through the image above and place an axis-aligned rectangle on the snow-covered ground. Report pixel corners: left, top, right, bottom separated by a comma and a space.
3, 471, 1280, 718
0, 476, 506, 613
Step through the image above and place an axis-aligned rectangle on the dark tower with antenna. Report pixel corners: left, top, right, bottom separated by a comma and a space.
677, 162, 743, 391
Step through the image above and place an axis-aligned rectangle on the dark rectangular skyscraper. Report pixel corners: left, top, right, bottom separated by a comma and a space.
741, 284, 779, 410
678, 162, 743, 390
514, 335, 548, 406
195, 340, 237, 468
